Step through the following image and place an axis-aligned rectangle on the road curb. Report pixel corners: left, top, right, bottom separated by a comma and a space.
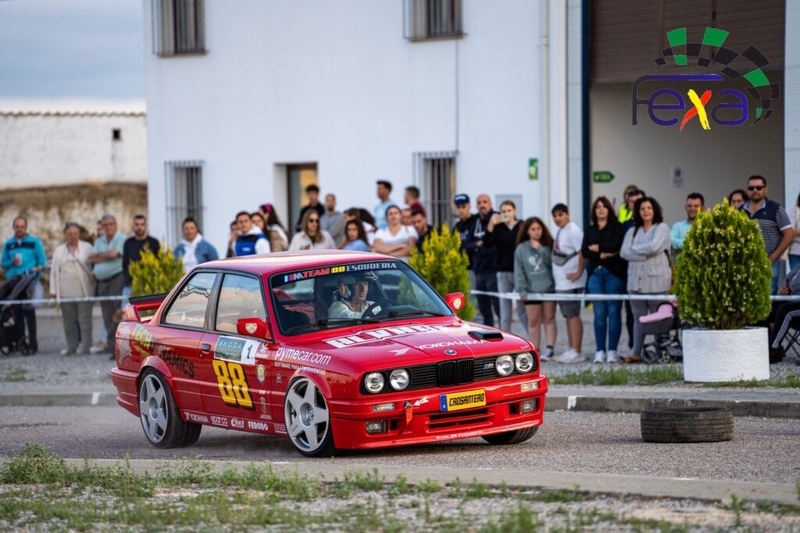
545, 395, 800, 418
2, 390, 799, 418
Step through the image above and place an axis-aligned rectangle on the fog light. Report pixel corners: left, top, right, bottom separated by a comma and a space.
372, 402, 396, 412
366, 420, 388, 434
521, 399, 537, 413
519, 381, 539, 392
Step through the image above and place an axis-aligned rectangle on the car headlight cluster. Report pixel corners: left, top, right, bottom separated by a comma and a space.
496, 353, 534, 376
364, 369, 410, 394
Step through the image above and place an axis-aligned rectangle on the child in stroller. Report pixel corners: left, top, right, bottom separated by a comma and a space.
638, 300, 683, 364
0, 269, 43, 355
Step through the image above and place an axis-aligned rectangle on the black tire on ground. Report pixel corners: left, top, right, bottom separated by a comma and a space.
138, 369, 201, 449
641, 407, 734, 443
482, 426, 539, 445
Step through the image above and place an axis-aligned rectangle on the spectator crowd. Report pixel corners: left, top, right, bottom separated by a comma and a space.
3, 175, 799, 365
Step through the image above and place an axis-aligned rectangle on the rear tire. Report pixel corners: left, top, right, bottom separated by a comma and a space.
138, 369, 201, 448
641, 407, 733, 443
482, 426, 539, 445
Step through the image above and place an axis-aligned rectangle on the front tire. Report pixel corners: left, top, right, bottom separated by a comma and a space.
138, 369, 201, 448
482, 426, 539, 445
284, 377, 334, 457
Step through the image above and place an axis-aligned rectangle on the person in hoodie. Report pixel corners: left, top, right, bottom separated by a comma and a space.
173, 217, 219, 271
233, 211, 271, 256
467, 193, 500, 327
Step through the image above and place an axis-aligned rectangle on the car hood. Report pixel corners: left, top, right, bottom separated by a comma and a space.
289, 321, 534, 369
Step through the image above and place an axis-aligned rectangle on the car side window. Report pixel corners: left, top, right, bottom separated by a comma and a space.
215, 274, 267, 333
163, 272, 217, 329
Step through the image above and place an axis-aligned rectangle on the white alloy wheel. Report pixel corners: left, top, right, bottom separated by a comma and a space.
138, 369, 200, 448
283, 377, 334, 457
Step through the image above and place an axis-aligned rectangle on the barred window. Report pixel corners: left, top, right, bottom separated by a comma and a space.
152, 0, 206, 56
165, 161, 204, 245
413, 152, 457, 229
403, 0, 463, 41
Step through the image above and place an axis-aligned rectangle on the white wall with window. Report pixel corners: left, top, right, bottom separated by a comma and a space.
144, 0, 572, 252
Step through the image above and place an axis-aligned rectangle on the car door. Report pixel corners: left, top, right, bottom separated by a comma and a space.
158, 271, 219, 412
200, 272, 270, 428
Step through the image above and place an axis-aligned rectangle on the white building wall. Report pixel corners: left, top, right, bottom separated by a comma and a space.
144, 0, 561, 250
785, 2, 800, 210
0, 113, 147, 189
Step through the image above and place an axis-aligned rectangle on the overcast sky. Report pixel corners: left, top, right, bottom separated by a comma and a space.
0, 0, 144, 105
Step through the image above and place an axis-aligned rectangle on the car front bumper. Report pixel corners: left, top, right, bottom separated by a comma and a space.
328, 375, 548, 449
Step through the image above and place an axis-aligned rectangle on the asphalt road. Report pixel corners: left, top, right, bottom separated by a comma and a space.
2, 404, 798, 486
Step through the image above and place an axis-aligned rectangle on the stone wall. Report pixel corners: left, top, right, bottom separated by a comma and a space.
0, 182, 149, 274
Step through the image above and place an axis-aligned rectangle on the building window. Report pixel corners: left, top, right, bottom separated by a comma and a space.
112, 129, 121, 141
165, 161, 203, 245
413, 152, 457, 228
152, 0, 206, 56
403, 0, 463, 41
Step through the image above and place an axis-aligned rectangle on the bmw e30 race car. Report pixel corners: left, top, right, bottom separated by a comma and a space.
111, 251, 548, 457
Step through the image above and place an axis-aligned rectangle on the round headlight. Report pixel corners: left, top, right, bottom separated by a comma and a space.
364, 372, 385, 393
515, 353, 534, 373
496, 355, 514, 376
389, 369, 410, 390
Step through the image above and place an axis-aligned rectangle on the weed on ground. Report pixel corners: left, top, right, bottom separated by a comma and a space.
549, 365, 684, 386
1, 444, 799, 532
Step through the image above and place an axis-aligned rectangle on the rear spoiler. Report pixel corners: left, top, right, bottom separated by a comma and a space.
124, 293, 168, 323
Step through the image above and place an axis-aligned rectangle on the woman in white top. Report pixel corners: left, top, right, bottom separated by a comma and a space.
373, 205, 418, 262
620, 196, 671, 364
328, 277, 375, 319
289, 211, 336, 251
50, 222, 94, 355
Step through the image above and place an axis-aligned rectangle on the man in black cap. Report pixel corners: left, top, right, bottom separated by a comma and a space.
453, 193, 480, 312
373, 180, 397, 230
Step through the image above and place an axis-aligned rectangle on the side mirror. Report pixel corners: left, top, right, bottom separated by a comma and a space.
236, 317, 272, 341
444, 292, 465, 313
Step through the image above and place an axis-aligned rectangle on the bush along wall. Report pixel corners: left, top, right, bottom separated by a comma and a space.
129, 244, 184, 297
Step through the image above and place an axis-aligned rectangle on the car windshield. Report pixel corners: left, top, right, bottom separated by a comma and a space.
268, 259, 453, 335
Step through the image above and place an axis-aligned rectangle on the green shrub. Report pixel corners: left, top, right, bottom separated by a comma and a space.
130, 243, 184, 297
410, 223, 475, 320
674, 199, 771, 330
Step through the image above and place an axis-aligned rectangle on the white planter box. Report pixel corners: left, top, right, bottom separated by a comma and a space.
682, 327, 770, 383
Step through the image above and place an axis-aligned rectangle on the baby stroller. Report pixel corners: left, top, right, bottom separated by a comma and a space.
0, 271, 41, 356
639, 300, 683, 364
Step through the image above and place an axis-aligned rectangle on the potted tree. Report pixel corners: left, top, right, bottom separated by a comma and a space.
674, 199, 772, 382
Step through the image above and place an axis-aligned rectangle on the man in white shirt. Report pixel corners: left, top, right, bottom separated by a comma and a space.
551, 203, 587, 363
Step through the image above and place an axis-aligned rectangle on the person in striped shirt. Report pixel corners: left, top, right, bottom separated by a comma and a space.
740, 175, 793, 295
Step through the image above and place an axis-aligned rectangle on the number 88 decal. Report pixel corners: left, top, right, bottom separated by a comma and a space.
212, 360, 254, 409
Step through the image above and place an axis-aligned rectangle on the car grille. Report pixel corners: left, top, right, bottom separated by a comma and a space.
359, 353, 538, 395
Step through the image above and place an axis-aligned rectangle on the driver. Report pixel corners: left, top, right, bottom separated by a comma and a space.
328, 272, 376, 319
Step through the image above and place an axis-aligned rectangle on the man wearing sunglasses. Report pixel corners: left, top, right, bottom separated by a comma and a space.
741, 175, 793, 294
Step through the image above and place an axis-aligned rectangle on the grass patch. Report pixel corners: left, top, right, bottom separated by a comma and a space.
2, 444, 798, 531
1, 368, 30, 382
703, 374, 800, 389
549, 365, 684, 386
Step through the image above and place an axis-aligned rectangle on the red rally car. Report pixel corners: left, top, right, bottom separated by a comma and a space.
111, 251, 548, 457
